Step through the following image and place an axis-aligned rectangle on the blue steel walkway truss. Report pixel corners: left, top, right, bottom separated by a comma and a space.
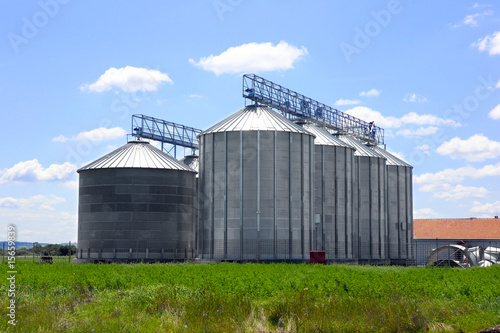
132, 114, 202, 158
242, 74, 384, 145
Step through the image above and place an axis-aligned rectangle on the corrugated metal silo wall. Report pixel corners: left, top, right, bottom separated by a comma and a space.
314, 145, 355, 259
387, 165, 413, 259
353, 155, 387, 260
78, 168, 197, 260
198, 130, 314, 261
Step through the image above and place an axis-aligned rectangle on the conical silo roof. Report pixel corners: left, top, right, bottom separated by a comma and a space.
202, 105, 313, 134
77, 141, 195, 172
180, 154, 199, 173
372, 146, 412, 167
337, 135, 386, 158
302, 123, 354, 149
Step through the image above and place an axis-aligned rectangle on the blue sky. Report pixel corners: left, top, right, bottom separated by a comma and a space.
1, 1, 499, 243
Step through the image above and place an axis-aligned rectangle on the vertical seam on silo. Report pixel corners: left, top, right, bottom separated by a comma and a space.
198, 136, 203, 257
322, 145, 325, 253
224, 131, 228, 259
376, 158, 379, 259
257, 130, 261, 261
210, 133, 215, 260
274, 131, 277, 260
309, 136, 316, 254
386, 163, 390, 259
381, 159, 384, 259
356, 156, 360, 259
289, 132, 292, 258
384, 160, 387, 258
344, 147, 348, 258
240, 131, 243, 259
408, 167, 412, 259
334, 146, 338, 258
397, 165, 401, 259
301, 134, 304, 259
347, 149, 350, 258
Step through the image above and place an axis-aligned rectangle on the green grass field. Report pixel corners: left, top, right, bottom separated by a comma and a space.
1, 258, 499, 332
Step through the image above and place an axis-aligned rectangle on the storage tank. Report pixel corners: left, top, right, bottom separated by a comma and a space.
180, 154, 199, 252
337, 136, 387, 260
198, 105, 315, 261
372, 146, 413, 261
302, 123, 356, 260
77, 140, 197, 262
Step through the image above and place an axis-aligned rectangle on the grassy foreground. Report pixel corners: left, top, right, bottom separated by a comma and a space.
1, 259, 499, 332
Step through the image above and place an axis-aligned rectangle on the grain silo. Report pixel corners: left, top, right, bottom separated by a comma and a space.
180, 154, 199, 252
372, 146, 413, 263
198, 105, 315, 261
337, 136, 387, 262
76, 140, 197, 262
302, 123, 356, 260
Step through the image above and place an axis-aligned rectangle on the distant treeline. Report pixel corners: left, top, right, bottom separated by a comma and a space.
1, 243, 76, 256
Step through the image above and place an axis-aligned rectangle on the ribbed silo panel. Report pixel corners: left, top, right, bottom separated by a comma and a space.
226, 131, 242, 259
198, 106, 315, 261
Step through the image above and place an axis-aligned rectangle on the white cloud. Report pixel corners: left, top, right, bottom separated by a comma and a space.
344, 106, 401, 128
470, 3, 492, 9
414, 208, 439, 219
436, 134, 500, 162
359, 89, 381, 97
150, 140, 162, 150
334, 99, 360, 106
464, 10, 493, 27
80, 66, 172, 93
497, 79, 500, 89
403, 93, 428, 103
344, 107, 460, 129
413, 162, 500, 184
62, 181, 78, 189
419, 183, 488, 200
1, 210, 77, 243
451, 10, 494, 28
415, 144, 431, 151
399, 112, 460, 127
470, 201, 500, 215
0, 195, 65, 210
0, 160, 77, 183
488, 104, 500, 120
189, 94, 203, 99
471, 31, 500, 56
390, 151, 408, 162
189, 41, 308, 75
396, 126, 438, 138
52, 127, 126, 143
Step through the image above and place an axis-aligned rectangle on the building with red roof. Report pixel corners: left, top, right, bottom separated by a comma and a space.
413, 217, 500, 265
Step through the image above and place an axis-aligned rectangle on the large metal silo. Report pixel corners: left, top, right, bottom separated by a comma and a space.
77, 141, 197, 262
198, 105, 315, 261
372, 146, 413, 262
180, 154, 199, 252
337, 136, 387, 261
302, 124, 356, 260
